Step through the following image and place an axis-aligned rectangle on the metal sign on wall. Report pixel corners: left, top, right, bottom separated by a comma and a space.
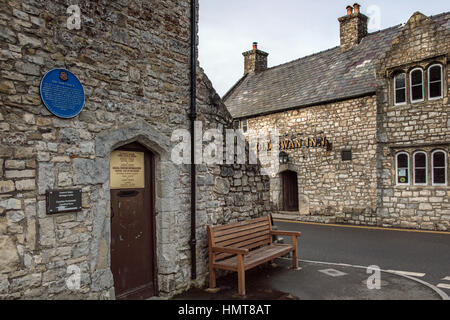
40, 68, 85, 119
46, 189, 82, 215
110, 151, 145, 189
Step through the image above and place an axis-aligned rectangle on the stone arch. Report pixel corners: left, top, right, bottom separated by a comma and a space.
270, 163, 308, 215
74, 120, 178, 297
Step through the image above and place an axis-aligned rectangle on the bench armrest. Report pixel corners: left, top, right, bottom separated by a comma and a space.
212, 246, 249, 255
270, 230, 301, 237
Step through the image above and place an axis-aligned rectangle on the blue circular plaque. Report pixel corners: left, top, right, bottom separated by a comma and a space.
40, 69, 85, 119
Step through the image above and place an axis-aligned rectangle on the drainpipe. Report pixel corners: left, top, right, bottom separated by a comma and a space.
189, 0, 197, 280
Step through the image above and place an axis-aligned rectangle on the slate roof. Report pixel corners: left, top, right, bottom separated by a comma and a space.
224, 12, 450, 119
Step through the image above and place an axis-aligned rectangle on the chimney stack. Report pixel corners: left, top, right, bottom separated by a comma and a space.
338, 3, 368, 52
242, 42, 269, 75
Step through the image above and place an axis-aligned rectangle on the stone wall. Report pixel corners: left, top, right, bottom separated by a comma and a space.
247, 95, 379, 224
375, 12, 450, 231
0, 0, 270, 299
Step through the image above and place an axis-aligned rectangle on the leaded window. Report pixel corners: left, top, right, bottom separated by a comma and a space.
396, 152, 409, 185
410, 68, 424, 102
428, 64, 443, 100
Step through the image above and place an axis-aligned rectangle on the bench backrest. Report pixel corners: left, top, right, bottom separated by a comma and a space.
208, 216, 272, 262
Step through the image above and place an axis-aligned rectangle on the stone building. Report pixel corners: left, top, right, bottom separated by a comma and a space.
0, 1, 270, 299
224, 5, 450, 231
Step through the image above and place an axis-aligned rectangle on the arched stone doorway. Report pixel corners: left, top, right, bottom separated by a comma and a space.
77, 120, 179, 299
281, 170, 299, 212
109, 142, 157, 299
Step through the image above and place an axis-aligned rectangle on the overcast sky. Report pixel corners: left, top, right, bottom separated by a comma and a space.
198, 0, 449, 97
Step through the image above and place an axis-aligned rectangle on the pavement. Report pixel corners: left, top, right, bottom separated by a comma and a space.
174, 258, 447, 300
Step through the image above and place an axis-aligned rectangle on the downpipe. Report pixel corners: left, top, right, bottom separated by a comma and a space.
189, 0, 197, 280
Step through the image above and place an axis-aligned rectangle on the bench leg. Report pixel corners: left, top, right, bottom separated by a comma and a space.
209, 266, 216, 289
292, 236, 298, 269
237, 254, 246, 296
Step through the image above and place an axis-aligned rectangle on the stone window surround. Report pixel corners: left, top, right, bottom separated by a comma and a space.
428, 64, 444, 100
387, 55, 447, 107
395, 151, 410, 186
409, 67, 425, 103
413, 151, 428, 186
393, 72, 407, 106
393, 147, 449, 188
431, 149, 448, 186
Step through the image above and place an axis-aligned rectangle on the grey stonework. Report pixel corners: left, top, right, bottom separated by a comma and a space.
0, 0, 270, 300
374, 12, 450, 231
248, 96, 379, 222
228, 11, 449, 232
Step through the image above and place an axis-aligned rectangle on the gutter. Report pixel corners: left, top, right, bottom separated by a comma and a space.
189, 0, 197, 280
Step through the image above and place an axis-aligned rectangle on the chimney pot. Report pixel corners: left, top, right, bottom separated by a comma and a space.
253, 42, 258, 50
346, 5, 353, 15
353, 3, 360, 14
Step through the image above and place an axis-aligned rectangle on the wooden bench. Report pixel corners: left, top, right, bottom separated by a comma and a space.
207, 215, 301, 296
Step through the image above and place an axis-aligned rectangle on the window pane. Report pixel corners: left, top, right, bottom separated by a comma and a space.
242, 120, 247, 133
415, 153, 426, 167
398, 169, 409, 184
415, 168, 426, 184
411, 70, 422, 85
433, 168, 445, 184
398, 154, 408, 168
395, 88, 406, 104
397, 154, 409, 184
433, 152, 445, 167
411, 85, 423, 101
429, 66, 441, 82
395, 74, 405, 88
429, 82, 442, 98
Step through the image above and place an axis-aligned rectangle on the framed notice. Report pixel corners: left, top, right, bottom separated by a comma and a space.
110, 151, 145, 189
46, 189, 82, 215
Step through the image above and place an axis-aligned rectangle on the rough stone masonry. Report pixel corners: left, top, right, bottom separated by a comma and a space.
0, 0, 270, 299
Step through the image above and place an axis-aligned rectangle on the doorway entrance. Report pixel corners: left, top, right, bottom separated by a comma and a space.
281, 170, 299, 212
110, 142, 157, 300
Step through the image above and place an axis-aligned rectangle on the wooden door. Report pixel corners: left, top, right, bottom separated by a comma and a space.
282, 171, 299, 212
110, 142, 156, 300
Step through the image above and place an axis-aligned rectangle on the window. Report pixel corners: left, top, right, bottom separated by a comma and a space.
394, 73, 406, 105
233, 120, 239, 130
432, 150, 447, 186
410, 68, 424, 102
428, 64, 443, 100
413, 151, 427, 185
341, 150, 352, 161
396, 152, 410, 185
242, 119, 247, 133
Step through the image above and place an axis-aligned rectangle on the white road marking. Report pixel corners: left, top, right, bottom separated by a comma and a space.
442, 276, 450, 281
386, 270, 426, 278
437, 283, 450, 290
278, 257, 450, 300
318, 268, 348, 277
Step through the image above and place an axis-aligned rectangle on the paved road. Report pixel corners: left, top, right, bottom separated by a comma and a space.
273, 219, 450, 292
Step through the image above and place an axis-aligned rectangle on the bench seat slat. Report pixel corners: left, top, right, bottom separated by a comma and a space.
215, 235, 271, 261
214, 225, 269, 243
215, 230, 270, 248
211, 216, 269, 232
213, 220, 269, 238
214, 244, 294, 271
